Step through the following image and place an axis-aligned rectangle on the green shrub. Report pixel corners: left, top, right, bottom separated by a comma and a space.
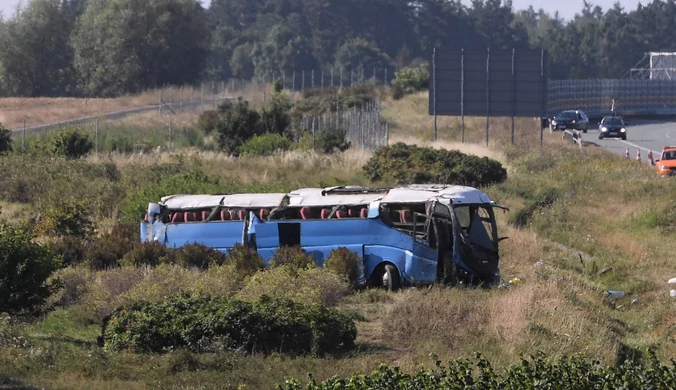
35, 200, 95, 238
278, 350, 676, 389
224, 244, 266, 277
239, 133, 293, 157
120, 241, 170, 268
51, 127, 94, 159
237, 265, 351, 307
269, 246, 316, 270
196, 110, 220, 136
316, 127, 351, 154
166, 243, 229, 270
101, 294, 357, 356
215, 98, 265, 155
391, 62, 429, 100
363, 142, 507, 187
324, 248, 362, 289
46, 235, 88, 267
0, 124, 12, 154
261, 90, 292, 135
293, 86, 376, 116
84, 223, 138, 270
0, 222, 62, 314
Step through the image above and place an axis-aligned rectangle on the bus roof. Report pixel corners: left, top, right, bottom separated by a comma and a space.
160, 193, 288, 210
156, 185, 494, 211
380, 185, 492, 205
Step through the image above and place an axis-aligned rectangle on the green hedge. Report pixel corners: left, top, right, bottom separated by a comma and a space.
101, 294, 356, 356
278, 351, 676, 389
363, 143, 507, 187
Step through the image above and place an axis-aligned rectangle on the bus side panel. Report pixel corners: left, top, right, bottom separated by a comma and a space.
410, 242, 439, 283
363, 245, 409, 285
164, 221, 245, 250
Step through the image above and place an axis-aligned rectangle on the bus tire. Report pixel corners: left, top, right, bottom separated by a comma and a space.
382, 264, 401, 292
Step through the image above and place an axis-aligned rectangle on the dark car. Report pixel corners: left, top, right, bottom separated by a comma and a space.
550, 110, 589, 133
598, 115, 627, 140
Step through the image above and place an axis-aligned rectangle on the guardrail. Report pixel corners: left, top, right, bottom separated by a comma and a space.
562, 129, 583, 149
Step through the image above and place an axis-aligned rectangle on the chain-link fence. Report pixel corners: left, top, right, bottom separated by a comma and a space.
297, 98, 389, 151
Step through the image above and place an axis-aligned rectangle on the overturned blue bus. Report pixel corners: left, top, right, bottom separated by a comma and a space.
140, 185, 509, 290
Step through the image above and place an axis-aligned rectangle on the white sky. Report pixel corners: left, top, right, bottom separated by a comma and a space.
0, 0, 643, 22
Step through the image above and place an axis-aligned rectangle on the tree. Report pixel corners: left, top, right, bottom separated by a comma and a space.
0, 0, 74, 96
215, 99, 264, 155
333, 38, 392, 81
251, 20, 318, 79
71, 0, 209, 96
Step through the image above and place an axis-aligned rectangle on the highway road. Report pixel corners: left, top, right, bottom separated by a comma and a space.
574, 121, 676, 164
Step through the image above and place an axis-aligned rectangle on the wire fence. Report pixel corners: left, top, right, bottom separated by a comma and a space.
297, 97, 389, 151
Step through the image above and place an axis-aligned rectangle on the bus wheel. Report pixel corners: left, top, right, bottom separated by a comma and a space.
382, 264, 401, 292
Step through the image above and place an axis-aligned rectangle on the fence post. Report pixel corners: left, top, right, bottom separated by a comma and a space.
321, 70, 324, 89
180, 86, 184, 111
433, 47, 437, 142
461, 49, 465, 143
485, 48, 490, 147
385, 68, 388, 85
331, 69, 334, 87
302, 70, 305, 91
312, 69, 315, 88
159, 88, 163, 115
169, 120, 173, 153
201, 84, 204, 114
350, 68, 354, 87
511, 48, 516, 145
22, 119, 26, 152
541, 49, 545, 147
212, 82, 216, 108
190, 86, 193, 106
292, 71, 296, 93
95, 119, 99, 156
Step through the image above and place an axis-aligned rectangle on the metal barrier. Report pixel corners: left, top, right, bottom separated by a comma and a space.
562, 129, 583, 149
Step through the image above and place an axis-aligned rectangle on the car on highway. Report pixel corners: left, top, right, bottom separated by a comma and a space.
550, 110, 589, 133
655, 146, 676, 177
598, 115, 627, 140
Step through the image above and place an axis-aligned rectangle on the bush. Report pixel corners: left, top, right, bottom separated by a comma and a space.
84, 223, 139, 270
196, 110, 220, 135
239, 133, 293, 157
260, 91, 292, 135
119, 241, 170, 268
166, 243, 229, 270
391, 62, 429, 100
215, 98, 265, 155
34, 200, 95, 238
0, 124, 12, 154
363, 143, 507, 187
315, 127, 351, 154
46, 236, 88, 267
0, 223, 61, 314
278, 350, 676, 390
324, 248, 362, 289
224, 244, 266, 277
51, 127, 94, 159
101, 294, 357, 356
269, 246, 316, 270
237, 265, 351, 307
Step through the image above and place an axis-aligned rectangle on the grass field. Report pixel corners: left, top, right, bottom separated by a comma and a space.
1, 90, 675, 389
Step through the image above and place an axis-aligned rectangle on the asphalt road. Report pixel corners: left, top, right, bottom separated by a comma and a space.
573, 121, 676, 163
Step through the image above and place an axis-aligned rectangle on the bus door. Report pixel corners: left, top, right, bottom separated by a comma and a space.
431, 201, 455, 284
249, 214, 301, 263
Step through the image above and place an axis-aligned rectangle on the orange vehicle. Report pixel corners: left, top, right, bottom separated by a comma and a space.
655, 146, 676, 176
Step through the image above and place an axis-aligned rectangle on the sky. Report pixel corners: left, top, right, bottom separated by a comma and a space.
0, 0, 644, 21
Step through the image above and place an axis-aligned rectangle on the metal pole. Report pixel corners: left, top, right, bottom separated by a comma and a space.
22, 119, 25, 152
312, 69, 315, 88
433, 47, 437, 141
461, 49, 465, 143
212, 82, 215, 108
331, 69, 334, 87
169, 120, 173, 153
180, 86, 184, 111
321, 70, 324, 89
541, 49, 545, 147
190, 86, 193, 106
486, 48, 490, 147
95, 119, 99, 156
201, 84, 204, 114
302, 70, 305, 91
159, 88, 163, 115
511, 48, 516, 145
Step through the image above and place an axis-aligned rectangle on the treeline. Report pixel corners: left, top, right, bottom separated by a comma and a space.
0, 0, 674, 98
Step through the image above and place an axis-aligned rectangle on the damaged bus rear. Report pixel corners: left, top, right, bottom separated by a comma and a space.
141, 184, 508, 290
